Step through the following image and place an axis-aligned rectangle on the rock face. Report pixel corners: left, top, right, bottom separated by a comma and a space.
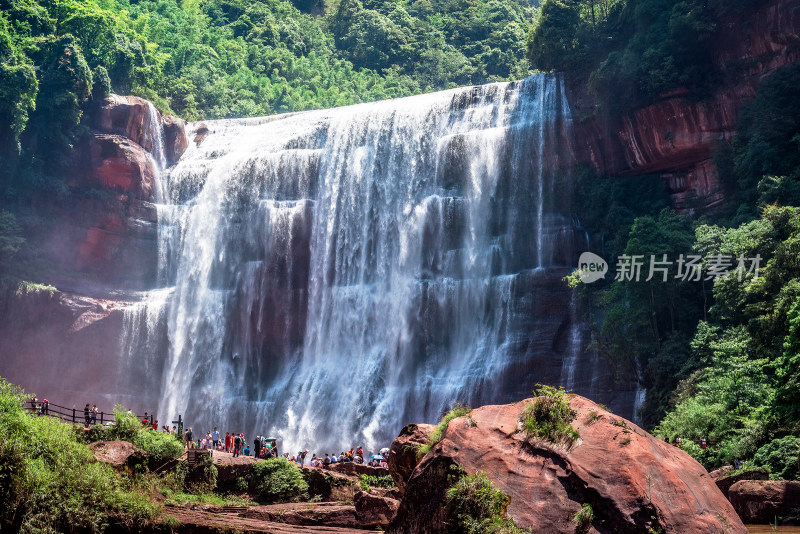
388, 396, 746, 534
387, 423, 433, 494
83, 133, 156, 198
354, 491, 400, 527
46, 94, 189, 286
573, 0, 800, 211
0, 286, 163, 414
326, 462, 389, 478
727, 480, 800, 523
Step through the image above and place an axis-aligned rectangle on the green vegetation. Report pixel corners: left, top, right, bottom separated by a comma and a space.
0, 0, 537, 205
445, 468, 529, 534
418, 403, 471, 456
752, 436, 800, 481
358, 473, 395, 490
74, 406, 185, 466
572, 64, 800, 473
250, 457, 309, 503
0, 377, 159, 532
527, 0, 768, 110
162, 489, 252, 507
572, 503, 594, 533
521, 384, 579, 449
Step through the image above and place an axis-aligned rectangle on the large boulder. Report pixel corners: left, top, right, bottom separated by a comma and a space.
388, 423, 433, 493
388, 396, 747, 534
715, 468, 769, 499
95, 94, 155, 151
354, 491, 400, 527
728, 480, 800, 523
163, 114, 188, 165
88, 440, 146, 470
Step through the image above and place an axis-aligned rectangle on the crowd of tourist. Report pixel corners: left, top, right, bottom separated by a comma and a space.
28, 396, 390, 470
289, 446, 389, 468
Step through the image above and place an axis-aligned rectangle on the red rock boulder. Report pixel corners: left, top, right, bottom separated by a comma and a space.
95, 94, 157, 152
354, 491, 400, 527
388, 423, 433, 493
728, 480, 800, 523
163, 114, 188, 165
388, 396, 747, 534
88, 440, 146, 470
714, 468, 769, 499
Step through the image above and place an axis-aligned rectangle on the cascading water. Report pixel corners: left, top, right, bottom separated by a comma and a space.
122, 74, 621, 452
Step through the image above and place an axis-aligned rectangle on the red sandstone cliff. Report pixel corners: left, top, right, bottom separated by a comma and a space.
39, 95, 188, 287
573, 0, 800, 211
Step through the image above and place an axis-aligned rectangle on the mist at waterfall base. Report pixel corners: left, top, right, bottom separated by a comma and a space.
119, 74, 638, 453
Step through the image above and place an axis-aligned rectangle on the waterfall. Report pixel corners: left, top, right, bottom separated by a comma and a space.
146, 103, 168, 173
123, 74, 600, 452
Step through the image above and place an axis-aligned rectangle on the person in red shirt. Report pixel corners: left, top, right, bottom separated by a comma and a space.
225, 432, 232, 453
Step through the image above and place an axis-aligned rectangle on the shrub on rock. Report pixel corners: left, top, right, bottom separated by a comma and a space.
251, 458, 309, 503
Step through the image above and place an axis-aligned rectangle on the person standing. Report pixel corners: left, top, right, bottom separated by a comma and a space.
233, 433, 241, 458
84, 403, 91, 427
185, 428, 193, 449
254, 436, 261, 458
41, 399, 49, 415
90, 405, 98, 425
212, 428, 220, 449
225, 432, 232, 452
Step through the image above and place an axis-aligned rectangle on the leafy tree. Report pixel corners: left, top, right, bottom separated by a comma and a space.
0, 16, 37, 146
0, 210, 24, 268
752, 436, 800, 480
526, 0, 583, 72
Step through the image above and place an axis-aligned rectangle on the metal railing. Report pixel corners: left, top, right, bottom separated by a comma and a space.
26, 400, 153, 427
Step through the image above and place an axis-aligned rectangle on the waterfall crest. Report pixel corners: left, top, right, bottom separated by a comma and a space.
127, 75, 594, 451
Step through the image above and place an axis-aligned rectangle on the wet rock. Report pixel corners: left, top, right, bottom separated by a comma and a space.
95, 94, 156, 151
194, 123, 209, 146
163, 114, 188, 165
